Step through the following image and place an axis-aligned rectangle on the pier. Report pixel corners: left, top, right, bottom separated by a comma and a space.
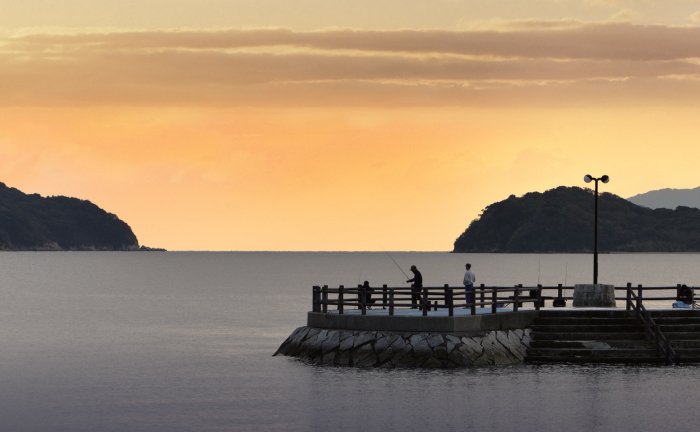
275, 283, 699, 367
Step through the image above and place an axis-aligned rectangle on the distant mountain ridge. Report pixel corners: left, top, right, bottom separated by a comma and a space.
0, 182, 140, 251
627, 186, 700, 210
454, 186, 700, 253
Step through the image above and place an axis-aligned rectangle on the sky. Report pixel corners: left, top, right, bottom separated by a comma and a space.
2, 1, 700, 251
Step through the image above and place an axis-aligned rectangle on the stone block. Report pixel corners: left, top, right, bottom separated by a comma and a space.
461, 337, 484, 357
378, 347, 394, 363
322, 351, 336, 364
446, 340, 457, 354
421, 357, 444, 368
448, 347, 472, 366
573, 284, 616, 307
426, 334, 445, 348
353, 332, 376, 348
390, 336, 407, 351
409, 335, 432, 357
386, 334, 400, 347
339, 335, 355, 352
339, 330, 354, 341
321, 331, 340, 352
305, 328, 321, 341
375, 337, 389, 353
352, 344, 375, 365
446, 335, 461, 344
433, 345, 449, 360
334, 350, 352, 366
356, 353, 378, 368
392, 352, 422, 368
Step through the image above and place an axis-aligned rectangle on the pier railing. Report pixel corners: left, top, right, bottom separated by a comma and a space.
624, 283, 685, 365
312, 284, 547, 317
312, 283, 694, 318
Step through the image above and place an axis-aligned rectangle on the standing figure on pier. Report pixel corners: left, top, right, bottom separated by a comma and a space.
406, 265, 423, 310
463, 263, 476, 307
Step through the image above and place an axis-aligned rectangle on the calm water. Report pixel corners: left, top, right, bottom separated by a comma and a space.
0, 251, 698, 432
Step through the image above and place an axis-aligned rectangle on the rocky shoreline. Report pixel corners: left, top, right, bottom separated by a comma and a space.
274, 326, 533, 368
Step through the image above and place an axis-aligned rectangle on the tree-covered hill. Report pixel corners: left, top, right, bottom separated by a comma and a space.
0, 182, 140, 251
453, 186, 700, 253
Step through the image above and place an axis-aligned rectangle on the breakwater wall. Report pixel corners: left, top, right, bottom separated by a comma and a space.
274, 311, 538, 368
274, 327, 533, 368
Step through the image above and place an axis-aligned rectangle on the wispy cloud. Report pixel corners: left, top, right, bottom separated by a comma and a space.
3, 22, 700, 107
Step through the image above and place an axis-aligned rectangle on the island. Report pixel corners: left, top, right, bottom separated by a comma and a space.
453, 186, 700, 253
0, 182, 157, 251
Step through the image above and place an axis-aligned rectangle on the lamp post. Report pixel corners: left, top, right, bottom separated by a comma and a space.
583, 174, 609, 284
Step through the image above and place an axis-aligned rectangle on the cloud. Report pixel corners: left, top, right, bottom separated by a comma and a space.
8, 22, 700, 61
610, 8, 641, 21
690, 11, 700, 22
3, 23, 700, 107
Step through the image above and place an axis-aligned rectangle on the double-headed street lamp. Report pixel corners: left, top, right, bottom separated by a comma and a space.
584, 174, 609, 285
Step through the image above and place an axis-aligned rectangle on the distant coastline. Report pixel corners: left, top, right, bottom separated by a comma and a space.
454, 186, 700, 253
0, 182, 164, 251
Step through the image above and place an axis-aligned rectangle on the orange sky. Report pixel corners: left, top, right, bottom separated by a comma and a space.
2, 2, 700, 250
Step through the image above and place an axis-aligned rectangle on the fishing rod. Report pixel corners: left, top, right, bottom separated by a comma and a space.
382, 247, 410, 281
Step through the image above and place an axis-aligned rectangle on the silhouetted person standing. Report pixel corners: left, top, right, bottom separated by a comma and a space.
362, 280, 376, 309
463, 263, 476, 307
406, 265, 423, 310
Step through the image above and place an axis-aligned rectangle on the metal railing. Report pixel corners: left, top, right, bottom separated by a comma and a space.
625, 283, 681, 365
312, 283, 546, 317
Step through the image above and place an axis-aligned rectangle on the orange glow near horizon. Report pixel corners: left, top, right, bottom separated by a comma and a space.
2, 103, 700, 251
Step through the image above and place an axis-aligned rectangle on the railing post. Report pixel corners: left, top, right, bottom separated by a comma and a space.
389, 288, 395, 316
637, 284, 643, 314
656, 324, 661, 357
338, 285, 344, 314
626, 283, 632, 311
536, 284, 542, 311
382, 284, 388, 310
446, 284, 453, 317
645, 310, 651, 341
422, 287, 429, 316
470, 285, 477, 316
480, 284, 485, 308
518, 284, 523, 309
513, 285, 519, 312
492, 288, 497, 314
313, 286, 320, 312
666, 339, 672, 365
557, 283, 563, 299
360, 284, 366, 315
322, 285, 328, 313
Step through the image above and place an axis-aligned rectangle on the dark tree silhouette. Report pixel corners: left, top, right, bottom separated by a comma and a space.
0, 182, 139, 251
453, 186, 700, 253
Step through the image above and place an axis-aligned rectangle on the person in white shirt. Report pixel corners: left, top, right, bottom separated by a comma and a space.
463, 263, 476, 307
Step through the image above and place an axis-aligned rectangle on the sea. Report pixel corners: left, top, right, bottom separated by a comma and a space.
0, 251, 698, 432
